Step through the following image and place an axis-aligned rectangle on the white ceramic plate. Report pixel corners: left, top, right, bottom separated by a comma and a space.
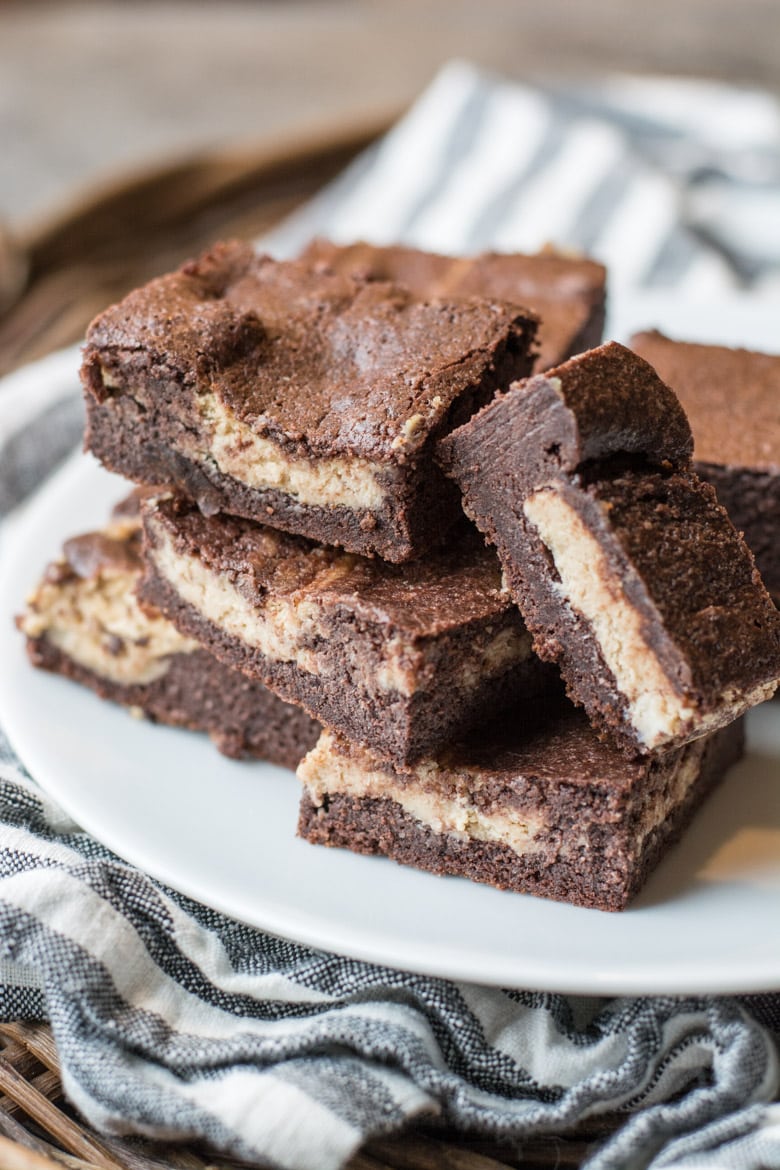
1, 297, 779, 996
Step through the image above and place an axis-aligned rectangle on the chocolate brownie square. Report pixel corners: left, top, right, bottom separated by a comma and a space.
439, 342, 780, 755
81, 241, 537, 562
631, 330, 780, 603
298, 702, 744, 911
17, 501, 319, 767
301, 238, 606, 370
139, 493, 557, 767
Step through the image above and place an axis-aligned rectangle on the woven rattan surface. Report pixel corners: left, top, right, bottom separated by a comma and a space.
0, 1021, 613, 1168
0, 120, 621, 1169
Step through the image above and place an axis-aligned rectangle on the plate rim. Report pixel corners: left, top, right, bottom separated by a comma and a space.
1, 307, 780, 996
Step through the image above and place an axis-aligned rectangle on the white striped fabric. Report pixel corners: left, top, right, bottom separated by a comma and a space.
265, 60, 780, 299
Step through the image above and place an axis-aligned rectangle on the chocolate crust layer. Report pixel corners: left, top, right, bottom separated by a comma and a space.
439, 342, 780, 753
81, 241, 537, 561
140, 494, 557, 766
298, 718, 744, 912
300, 238, 607, 371
26, 636, 319, 767
630, 331, 780, 601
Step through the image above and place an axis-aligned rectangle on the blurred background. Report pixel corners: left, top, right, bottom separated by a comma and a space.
1, 0, 779, 372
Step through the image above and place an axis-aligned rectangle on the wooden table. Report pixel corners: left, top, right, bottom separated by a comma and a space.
2, 0, 780, 224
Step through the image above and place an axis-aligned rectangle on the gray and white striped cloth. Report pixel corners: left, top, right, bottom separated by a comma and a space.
1, 62, 780, 1170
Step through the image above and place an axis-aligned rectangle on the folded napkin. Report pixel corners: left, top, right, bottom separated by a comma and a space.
1, 61, 780, 1170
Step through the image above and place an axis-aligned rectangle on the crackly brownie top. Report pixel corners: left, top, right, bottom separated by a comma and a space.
630, 330, 780, 472
84, 241, 536, 461
301, 239, 604, 370
332, 699, 686, 797
439, 341, 693, 480
144, 494, 515, 638
530, 342, 693, 470
300, 238, 606, 306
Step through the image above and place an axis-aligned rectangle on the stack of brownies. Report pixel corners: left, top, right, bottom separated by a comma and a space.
19, 239, 780, 910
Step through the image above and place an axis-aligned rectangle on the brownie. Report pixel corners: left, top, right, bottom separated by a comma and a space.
139, 493, 558, 767
630, 330, 780, 603
439, 341, 780, 755
17, 504, 319, 768
81, 241, 537, 562
300, 238, 606, 371
298, 702, 745, 912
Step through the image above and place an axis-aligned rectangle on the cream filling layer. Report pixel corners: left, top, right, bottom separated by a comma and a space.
197, 392, 386, 510
149, 521, 530, 698
299, 732, 547, 853
20, 568, 199, 686
524, 485, 772, 748
524, 485, 694, 749
455, 625, 533, 691
150, 521, 353, 677
300, 732, 710, 862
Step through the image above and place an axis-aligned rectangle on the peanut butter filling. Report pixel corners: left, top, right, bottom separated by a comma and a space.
299, 732, 547, 853
299, 732, 710, 862
20, 562, 198, 687
147, 517, 531, 699
524, 485, 774, 747
197, 392, 387, 510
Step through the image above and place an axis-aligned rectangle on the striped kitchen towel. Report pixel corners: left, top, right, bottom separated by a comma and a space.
0, 61, 779, 1170
0, 767, 777, 1170
264, 60, 780, 295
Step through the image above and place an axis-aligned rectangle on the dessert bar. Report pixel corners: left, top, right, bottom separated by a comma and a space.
439, 342, 780, 755
17, 503, 319, 767
139, 493, 556, 766
298, 703, 744, 912
301, 238, 606, 371
631, 330, 780, 603
82, 241, 537, 562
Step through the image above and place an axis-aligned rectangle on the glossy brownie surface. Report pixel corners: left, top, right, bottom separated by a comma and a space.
81, 241, 537, 559
83, 240, 537, 462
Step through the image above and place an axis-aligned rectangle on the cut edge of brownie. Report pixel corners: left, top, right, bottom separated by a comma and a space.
139, 494, 559, 766
629, 329, 780, 600
516, 467, 779, 753
297, 718, 745, 912
81, 241, 539, 562
697, 462, 780, 604
25, 636, 319, 768
438, 342, 780, 754
16, 502, 320, 768
84, 367, 507, 563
